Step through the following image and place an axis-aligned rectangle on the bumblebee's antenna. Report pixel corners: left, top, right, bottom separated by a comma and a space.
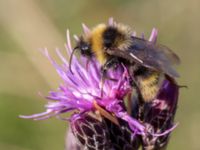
69, 47, 78, 74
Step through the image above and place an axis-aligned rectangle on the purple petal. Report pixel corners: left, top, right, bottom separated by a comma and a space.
149, 28, 158, 43
82, 23, 91, 35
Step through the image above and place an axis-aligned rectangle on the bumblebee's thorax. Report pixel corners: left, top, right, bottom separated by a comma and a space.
90, 24, 107, 65
87, 23, 133, 65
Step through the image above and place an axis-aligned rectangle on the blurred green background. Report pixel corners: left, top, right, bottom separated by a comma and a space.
0, 0, 199, 149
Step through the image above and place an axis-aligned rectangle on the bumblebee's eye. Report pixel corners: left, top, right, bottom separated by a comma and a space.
79, 42, 92, 56
77, 37, 92, 56
80, 44, 89, 51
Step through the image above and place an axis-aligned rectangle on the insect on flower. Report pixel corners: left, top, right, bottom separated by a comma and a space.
20, 18, 180, 150
70, 18, 180, 103
20, 24, 145, 136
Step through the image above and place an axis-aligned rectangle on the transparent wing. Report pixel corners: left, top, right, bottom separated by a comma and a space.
106, 37, 180, 78
129, 37, 180, 77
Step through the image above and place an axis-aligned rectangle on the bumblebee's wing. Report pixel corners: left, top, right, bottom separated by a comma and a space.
130, 37, 180, 77
107, 37, 180, 78
131, 37, 180, 63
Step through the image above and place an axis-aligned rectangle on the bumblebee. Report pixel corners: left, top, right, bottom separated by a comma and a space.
69, 22, 180, 102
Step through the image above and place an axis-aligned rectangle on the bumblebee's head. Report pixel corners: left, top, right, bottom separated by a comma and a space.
76, 37, 92, 57
88, 23, 132, 65
69, 37, 93, 73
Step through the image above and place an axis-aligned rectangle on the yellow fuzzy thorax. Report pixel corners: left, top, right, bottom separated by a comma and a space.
113, 23, 133, 50
90, 24, 107, 65
85, 23, 133, 65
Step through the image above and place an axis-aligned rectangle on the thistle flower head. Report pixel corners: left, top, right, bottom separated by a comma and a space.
20, 28, 145, 135
21, 18, 180, 150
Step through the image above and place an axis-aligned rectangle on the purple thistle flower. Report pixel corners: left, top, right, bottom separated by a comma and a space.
70, 110, 141, 150
21, 18, 180, 150
20, 28, 145, 134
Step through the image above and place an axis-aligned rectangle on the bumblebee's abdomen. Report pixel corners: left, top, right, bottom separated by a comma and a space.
139, 73, 160, 102
134, 67, 164, 102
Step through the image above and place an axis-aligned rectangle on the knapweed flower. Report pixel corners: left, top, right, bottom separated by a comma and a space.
20, 24, 145, 148
21, 18, 180, 150
70, 108, 141, 150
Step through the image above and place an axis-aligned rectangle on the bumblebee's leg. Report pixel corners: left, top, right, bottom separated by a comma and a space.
101, 57, 120, 80
128, 65, 146, 121
100, 57, 119, 97
127, 92, 132, 115
100, 69, 106, 97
